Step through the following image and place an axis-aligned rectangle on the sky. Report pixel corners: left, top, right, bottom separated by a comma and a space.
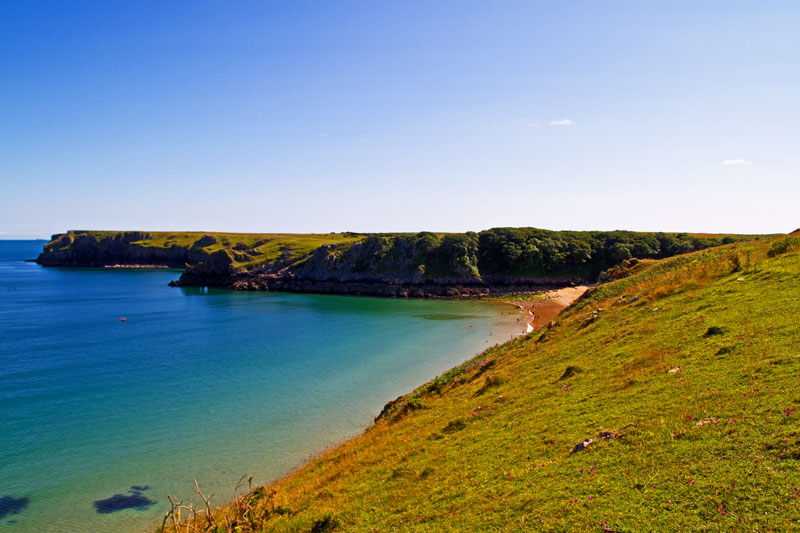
1, 1, 798, 239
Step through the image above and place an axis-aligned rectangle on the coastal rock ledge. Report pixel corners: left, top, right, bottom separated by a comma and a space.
168, 270, 571, 298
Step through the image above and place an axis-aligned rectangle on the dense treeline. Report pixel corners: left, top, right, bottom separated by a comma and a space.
477, 228, 739, 278
338, 228, 742, 281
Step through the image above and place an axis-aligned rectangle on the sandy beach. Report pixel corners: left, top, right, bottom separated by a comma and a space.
505, 285, 591, 335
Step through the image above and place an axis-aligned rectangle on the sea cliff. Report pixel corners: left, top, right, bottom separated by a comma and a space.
35, 231, 204, 268
36, 228, 745, 297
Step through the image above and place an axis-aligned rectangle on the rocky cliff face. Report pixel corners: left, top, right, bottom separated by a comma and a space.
36, 231, 207, 267
287, 236, 482, 283
38, 230, 587, 297
173, 257, 578, 298
171, 270, 571, 298
292, 240, 427, 283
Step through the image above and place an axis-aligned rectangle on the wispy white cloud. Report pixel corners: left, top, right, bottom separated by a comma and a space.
722, 158, 749, 165
549, 119, 573, 126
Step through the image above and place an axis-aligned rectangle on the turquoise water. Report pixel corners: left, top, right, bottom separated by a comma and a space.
0, 241, 524, 532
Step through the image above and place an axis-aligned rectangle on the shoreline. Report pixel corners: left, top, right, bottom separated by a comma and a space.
1, 255, 533, 533
156, 284, 590, 531
496, 285, 591, 334
146, 296, 534, 533
102, 264, 172, 269
170, 270, 580, 299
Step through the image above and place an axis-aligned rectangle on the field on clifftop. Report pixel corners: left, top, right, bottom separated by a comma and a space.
160, 235, 800, 532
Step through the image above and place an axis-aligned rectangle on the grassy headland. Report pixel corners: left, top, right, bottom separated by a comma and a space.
38, 228, 756, 284
37, 230, 366, 270
158, 234, 800, 531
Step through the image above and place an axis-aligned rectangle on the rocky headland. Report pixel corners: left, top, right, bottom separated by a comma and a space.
36, 229, 745, 298
35, 231, 205, 268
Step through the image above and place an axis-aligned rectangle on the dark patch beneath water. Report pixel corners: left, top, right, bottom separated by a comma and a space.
94, 486, 156, 514
0, 496, 30, 521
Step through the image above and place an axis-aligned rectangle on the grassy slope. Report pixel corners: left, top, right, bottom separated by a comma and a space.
167, 235, 800, 532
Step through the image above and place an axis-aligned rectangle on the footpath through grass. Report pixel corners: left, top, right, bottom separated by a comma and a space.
160, 236, 800, 532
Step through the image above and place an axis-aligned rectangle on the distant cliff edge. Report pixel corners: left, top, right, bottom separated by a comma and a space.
36, 229, 750, 297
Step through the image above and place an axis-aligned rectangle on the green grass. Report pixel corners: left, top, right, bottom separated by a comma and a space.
45, 230, 367, 270
44, 230, 465, 271
160, 236, 800, 531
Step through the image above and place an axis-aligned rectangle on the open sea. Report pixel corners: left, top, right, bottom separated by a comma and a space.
0, 240, 524, 532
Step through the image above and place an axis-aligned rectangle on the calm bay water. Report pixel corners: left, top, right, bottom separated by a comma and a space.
0, 240, 524, 532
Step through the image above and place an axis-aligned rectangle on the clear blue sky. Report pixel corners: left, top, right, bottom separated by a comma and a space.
1, 1, 798, 238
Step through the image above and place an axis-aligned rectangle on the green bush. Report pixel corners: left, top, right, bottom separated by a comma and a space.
767, 237, 799, 257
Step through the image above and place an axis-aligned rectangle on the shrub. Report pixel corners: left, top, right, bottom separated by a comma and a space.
767, 237, 799, 258
475, 374, 502, 395
310, 513, 339, 532
442, 419, 467, 433
703, 326, 726, 337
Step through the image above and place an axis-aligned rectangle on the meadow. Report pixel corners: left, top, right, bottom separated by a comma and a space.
158, 234, 800, 531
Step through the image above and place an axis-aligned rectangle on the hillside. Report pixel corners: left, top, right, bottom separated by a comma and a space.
159, 235, 800, 531
36, 229, 752, 297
